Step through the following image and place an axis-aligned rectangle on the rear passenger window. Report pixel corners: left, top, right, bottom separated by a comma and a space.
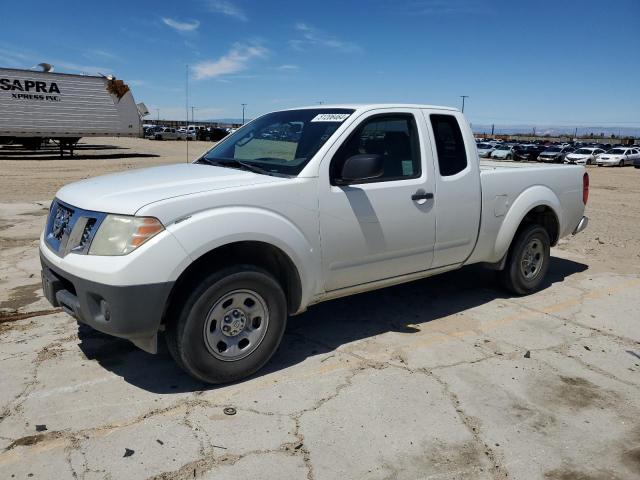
331, 114, 421, 184
430, 114, 467, 176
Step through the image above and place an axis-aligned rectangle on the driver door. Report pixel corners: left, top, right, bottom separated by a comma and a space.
317, 109, 436, 292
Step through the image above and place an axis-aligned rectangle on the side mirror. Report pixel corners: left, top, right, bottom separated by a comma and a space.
336, 154, 384, 185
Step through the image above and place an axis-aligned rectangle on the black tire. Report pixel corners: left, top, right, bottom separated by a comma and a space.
619, 160, 624, 167
499, 224, 550, 295
166, 265, 287, 384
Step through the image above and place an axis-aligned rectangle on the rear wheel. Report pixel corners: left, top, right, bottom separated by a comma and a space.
499, 224, 550, 295
166, 265, 287, 384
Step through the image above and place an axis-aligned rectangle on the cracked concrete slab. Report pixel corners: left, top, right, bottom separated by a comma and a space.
299, 367, 495, 479
1, 142, 640, 479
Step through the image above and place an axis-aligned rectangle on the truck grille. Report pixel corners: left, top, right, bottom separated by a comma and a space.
45, 200, 106, 256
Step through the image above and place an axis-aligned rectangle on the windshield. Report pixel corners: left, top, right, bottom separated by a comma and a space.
478, 143, 493, 149
200, 109, 354, 176
608, 148, 626, 155
575, 148, 593, 154
496, 145, 511, 150
545, 147, 562, 153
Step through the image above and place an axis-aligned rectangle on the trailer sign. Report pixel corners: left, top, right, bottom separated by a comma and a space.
0, 77, 62, 102
1, 78, 61, 93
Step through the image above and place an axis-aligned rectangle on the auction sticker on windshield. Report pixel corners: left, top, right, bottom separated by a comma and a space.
311, 113, 351, 122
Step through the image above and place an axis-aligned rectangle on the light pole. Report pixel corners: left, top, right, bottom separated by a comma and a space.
460, 95, 469, 113
191, 106, 196, 124
241, 103, 247, 125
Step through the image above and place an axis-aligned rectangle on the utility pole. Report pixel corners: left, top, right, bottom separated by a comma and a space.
185, 64, 189, 162
241, 103, 247, 125
491, 124, 495, 136
460, 95, 469, 113
191, 106, 196, 124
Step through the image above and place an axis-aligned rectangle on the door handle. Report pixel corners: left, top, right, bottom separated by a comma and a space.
411, 192, 434, 201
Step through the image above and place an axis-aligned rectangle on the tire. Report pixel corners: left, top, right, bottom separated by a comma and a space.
499, 224, 550, 295
166, 265, 287, 384
586, 159, 592, 165
506, 154, 512, 160
619, 160, 624, 167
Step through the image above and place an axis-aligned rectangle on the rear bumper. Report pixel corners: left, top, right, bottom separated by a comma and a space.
40, 252, 174, 353
572, 216, 589, 235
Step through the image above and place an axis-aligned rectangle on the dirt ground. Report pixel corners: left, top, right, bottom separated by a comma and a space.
0, 137, 639, 479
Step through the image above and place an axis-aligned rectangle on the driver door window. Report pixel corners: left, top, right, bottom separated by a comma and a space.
330, 115, 421, 184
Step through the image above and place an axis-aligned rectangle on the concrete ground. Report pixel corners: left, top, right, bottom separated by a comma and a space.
1, 138, 639, 479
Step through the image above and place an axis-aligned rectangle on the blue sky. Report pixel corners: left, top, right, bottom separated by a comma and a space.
1, 0, 639, 127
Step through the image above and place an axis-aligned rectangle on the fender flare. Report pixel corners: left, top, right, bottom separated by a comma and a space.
493, 185, 562, 261
166, 206, 319, 307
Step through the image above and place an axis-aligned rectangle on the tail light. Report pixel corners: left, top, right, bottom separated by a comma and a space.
583, 172, 589, 204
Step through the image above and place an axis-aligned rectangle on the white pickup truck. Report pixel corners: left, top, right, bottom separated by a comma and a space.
40, 104, 589, 383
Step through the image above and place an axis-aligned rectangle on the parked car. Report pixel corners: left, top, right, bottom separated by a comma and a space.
144, 127, 162, 139
564, 147, 606, 165
198, 127, 230, 142
513, 144, 545, 162
490, 144, 516, 160
476, 142, 495, 158
39, 104, 589, 384
538, 146, 573, 163
596, 147, 640, 167
153, 127, 186, 140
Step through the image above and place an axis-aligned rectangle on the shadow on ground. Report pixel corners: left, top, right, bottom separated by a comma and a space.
0, 144, 159, 161
76, 256, 588, 393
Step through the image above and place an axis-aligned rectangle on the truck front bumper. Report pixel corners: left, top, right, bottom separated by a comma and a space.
40, 252, 174, 353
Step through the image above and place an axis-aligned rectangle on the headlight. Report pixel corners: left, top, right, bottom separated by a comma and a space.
89, 215, 164, 256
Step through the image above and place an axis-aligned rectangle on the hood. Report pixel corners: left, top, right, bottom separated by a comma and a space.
56, 163, 282, 215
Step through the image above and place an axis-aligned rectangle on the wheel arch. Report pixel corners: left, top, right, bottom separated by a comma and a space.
163, 240, 304, 330
494, 186, 562, 262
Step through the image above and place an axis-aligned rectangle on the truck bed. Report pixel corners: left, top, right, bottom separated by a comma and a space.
465, 160, 586, 265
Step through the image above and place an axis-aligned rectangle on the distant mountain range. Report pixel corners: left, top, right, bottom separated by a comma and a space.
204, 118, 639, 137
471, 124, 640, 138
205, 118, 248, 125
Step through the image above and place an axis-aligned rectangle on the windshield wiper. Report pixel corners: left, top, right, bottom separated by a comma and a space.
197, 158, 288, 177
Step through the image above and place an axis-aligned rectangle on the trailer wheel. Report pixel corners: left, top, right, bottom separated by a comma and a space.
499, 224, 550, 295
166, 265, 287, 384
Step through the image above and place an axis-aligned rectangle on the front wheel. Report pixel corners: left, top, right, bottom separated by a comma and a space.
499, 224, 550, 295
619, 160, 624, 167
166, 265, 287, 384
586, 159, 592, 165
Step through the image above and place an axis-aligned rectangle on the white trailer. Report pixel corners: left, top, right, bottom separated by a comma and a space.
0, 67, 143, 155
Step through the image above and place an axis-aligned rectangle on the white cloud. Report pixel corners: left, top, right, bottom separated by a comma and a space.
276, 64, 299, 71
162, 17, 200, 33
83, 49, 118, 61
192, 43, 268, 80
204, 0, 248, 21
290, 23, 360, 53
